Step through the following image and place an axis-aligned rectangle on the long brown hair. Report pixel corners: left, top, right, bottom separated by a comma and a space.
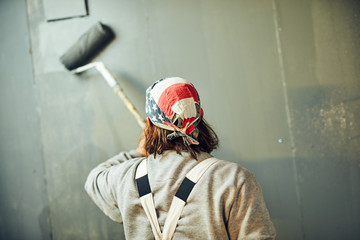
143, 118, 219, 159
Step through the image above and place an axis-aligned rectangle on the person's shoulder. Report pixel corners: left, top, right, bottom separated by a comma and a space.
216, 158, 253, 176
105, 150, 146, 176
202, 154, 256, 187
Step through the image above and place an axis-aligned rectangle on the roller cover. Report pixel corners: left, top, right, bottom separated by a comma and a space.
60, 22, 115, 70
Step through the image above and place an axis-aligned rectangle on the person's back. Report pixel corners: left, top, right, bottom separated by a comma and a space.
85, 77, 276, 239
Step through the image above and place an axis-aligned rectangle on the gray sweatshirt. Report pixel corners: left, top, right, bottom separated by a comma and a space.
85, 150, 276, 239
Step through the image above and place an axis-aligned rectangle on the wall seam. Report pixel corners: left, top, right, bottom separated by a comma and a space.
24, 0, 53, 239
271, 0, 305, 239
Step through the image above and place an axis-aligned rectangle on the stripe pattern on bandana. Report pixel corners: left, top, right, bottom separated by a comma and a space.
145, 77, 203, 146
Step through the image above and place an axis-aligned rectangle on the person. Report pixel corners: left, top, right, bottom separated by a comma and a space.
85, 77, 276, 240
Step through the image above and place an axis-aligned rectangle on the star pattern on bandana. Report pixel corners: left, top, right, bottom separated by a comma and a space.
145, 91, 171, 125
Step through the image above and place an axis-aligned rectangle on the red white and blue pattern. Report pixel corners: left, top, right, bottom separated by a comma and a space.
145, 77, 203, 144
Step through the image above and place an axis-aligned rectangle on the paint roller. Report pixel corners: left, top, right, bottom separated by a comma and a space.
60, 22, 146, 129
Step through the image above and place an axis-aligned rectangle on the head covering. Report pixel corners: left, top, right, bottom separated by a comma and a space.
145, 77, 203, 146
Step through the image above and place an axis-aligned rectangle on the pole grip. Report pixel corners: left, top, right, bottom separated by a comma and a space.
113, 85, 146, 129
95, 63, 146, 129
73, 62, 146, 129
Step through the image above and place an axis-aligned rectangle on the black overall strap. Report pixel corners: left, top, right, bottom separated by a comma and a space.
135, 157, 219, 240
135, 160, 162, 239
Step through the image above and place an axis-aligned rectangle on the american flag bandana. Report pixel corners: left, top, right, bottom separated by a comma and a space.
145, 77, 203, 146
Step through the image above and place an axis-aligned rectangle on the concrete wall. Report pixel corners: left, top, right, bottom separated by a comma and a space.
0, 0, 359, 239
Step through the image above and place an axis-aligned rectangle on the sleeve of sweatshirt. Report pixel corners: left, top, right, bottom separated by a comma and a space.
227, 172, 276, 240
84, 150, 142, 223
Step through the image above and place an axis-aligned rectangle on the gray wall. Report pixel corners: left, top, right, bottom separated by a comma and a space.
1, 0, 359, 239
